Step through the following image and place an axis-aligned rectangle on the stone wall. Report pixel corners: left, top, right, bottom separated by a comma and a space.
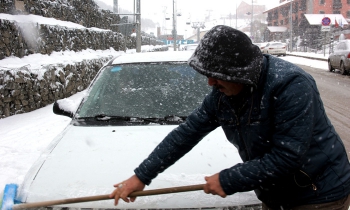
1, 0, 121, 30
0, 0, 15, 14
0, 19, 125, 59
0, 0, 165, 119
0, 19, 166, 119
0, 56, 112, 118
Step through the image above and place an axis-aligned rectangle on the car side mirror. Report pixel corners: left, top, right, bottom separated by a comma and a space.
53, 101, 74, 118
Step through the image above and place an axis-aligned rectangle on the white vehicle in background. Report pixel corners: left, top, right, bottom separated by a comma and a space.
183, 43, 199, 51
253, 42, 268, 53
262, 42, 287, 56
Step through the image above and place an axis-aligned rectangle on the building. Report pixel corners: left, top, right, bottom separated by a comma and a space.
263, 0, 350, 49
236, 0, 267, 42
237, 1, 266, 19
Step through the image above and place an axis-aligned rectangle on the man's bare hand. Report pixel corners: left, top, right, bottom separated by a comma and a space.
109, 174, 145, 206
203, 173, 227, 198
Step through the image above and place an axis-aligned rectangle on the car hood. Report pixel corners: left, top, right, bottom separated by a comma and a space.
17, 124, 260, 209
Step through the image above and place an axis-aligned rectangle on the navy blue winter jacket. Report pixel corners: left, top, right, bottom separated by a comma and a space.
134, 55, 350, 208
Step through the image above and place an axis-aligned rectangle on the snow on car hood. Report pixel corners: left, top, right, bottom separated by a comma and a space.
17, 124, 260, 209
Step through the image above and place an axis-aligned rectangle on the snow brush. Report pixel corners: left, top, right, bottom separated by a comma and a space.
1, 184, 19, 210
1, 184, 204, 209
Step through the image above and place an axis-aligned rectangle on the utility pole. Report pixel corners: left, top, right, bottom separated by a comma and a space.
113, 0, 118, 13
172, 0, 177, 51
136, 0, 141, 52
290, 0, 293, 52
235, 1, 237, 29
251, 0, 253, 41
192, 22, 205, 43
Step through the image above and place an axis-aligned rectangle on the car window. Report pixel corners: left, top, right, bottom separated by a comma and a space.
77, 63, 211, 119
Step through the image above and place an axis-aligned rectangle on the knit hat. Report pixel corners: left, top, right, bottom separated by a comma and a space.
188, 25, 263, 87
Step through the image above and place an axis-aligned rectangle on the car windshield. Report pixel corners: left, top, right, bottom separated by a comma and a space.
76, 62, 211, 119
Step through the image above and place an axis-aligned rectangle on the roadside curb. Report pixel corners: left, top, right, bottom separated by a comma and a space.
286, 53, 328, 61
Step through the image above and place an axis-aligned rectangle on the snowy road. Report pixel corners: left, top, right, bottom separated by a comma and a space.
281, 55, 350, 156
293, 62, 350, 156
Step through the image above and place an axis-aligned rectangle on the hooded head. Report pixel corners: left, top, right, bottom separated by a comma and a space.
188, 25, 263, 87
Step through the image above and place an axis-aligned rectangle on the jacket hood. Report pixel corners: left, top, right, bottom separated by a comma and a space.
188, 25, 263, 87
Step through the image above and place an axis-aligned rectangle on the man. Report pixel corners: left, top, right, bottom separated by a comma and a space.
110, 25, 350, 210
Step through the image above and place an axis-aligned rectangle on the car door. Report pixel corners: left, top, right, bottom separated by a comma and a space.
334, 42, 345, 68
339, 42, 349, 67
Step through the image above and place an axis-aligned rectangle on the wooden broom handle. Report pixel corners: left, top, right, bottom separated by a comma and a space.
13, 184, 205, 209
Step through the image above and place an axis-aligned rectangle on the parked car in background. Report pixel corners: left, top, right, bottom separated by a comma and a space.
253, 42, 268, 52
183, 43, 199, 51
262, 42, 287, 56
16, 51, 261, 209
328, 39, 350, 75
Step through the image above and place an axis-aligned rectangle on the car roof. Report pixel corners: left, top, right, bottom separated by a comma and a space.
111, 51, 194, 65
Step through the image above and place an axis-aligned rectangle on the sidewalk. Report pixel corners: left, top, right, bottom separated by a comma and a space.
287, 51, 328, 61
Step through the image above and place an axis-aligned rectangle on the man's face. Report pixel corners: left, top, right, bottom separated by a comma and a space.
207, 77, 244, 96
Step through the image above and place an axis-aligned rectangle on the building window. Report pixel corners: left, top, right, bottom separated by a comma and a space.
300, 0, 307, 11
348, 0, 350, 4
347, 11, 350, 17
319, 10, 325, 14
333, 10, 341, 14
274, 21, 278, 26
280, 20, 284, 25
319, 0, 325, 4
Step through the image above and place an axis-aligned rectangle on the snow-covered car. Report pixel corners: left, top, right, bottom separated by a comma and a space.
16, 51, 261, 209
328, 39, 350, 75
262, 42, 287, 56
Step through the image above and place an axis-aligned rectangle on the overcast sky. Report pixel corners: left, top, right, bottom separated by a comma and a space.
98, 0, 280, 36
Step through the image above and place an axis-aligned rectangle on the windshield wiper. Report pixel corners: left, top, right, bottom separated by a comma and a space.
76, 114, 187, 125
163, 115, 187, 122
90, 114, 160, 123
